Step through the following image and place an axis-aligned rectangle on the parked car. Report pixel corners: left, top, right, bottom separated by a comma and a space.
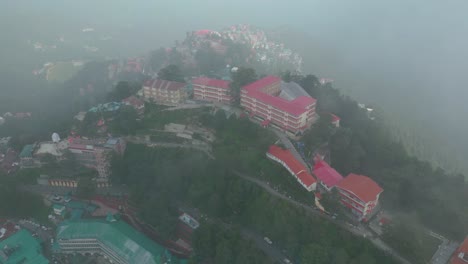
264, 237, 273, 245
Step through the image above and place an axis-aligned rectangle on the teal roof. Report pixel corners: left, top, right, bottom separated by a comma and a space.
53, 204, 65, 210
65, 201, 97, 212
70, 209, 83, 220
56, 219, 182, 264
0, 229, 49, 264
19, 144, 35, 158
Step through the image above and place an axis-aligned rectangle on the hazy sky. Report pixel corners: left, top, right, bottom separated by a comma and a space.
2, 0, 468, 156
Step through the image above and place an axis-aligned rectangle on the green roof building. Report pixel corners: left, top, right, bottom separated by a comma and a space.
56, 218, 183, 264
19, 144, 35, 158
0, 229, 49, 264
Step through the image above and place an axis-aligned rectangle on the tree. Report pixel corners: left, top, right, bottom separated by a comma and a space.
158, 64, 185, 82
77, 176, 96, 199
300, 243, 329, 264
148, 48, 167, 73
230, 67, 257, 105
109, 106, 139, 135
108, 81, 140, 101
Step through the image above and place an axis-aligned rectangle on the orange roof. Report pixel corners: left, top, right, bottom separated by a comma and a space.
451, 237, 468, 264
267, 145, 316, 188
336, 173, 383, 203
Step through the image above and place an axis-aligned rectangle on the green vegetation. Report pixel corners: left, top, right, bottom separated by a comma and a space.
110, 113, 397, 263
0, 172, 49, 222
230, 67, 258, 104
158, 64, 185, 82
108, 81, 141, 101
191, 222, 270, 264
47, 61, 82, 83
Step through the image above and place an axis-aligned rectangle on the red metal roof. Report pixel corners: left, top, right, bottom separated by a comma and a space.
122, 96, 144, 108
242, 76, 316, 116
313, 161, 343, 188
331, 113, 341, 122
268, 145, 316, 188
192, 77, 230, 90
451, 237, 468, 264
337, 174, 383, 203
144, 79, 186, 91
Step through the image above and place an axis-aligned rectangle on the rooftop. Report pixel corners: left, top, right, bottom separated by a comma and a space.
19, 144, 35, 158
242, 76, 316, 116
336, 174, 383, 203
451, 237, 468, 264
313, 160, 343, 189
122, 96, 145, 108
192, 77, 230, 90
0, 229, 49, 264
56, 219, 181, 264
267, 145, 316, 188
279, 81, 309, 101
35, 141, 68, 156
144, 79, 186, 92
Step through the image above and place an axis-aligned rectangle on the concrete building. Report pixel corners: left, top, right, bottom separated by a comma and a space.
336, 174, 383, 222
55, 219, 182, 264
19, 144, 38, 168
451, 237, 468, 264
68, 137, 126, 179
312, 160, 343, 191
266, 145, 317, 191
49, 178, 78, 188
192, 77, 233, 104
0, 229, 49, 264
241, 76, 317, 136
122, 96, 145, 115
143, 79, 188, 105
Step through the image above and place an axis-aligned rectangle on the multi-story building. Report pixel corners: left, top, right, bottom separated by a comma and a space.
68, 138, 126, 179
336, 174, 383, 222
192, 77, 233, 104
143, 79, 187, 105
266, 145, 317, 191
55, 219, 181, 264
451, 236, 468, 264
0, 229, 49, 264
312, 160, 343, 192
122, 95, 145, 115
241, 76, 317, 136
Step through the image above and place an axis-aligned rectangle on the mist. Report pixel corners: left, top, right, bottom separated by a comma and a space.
2, 0, 468, 171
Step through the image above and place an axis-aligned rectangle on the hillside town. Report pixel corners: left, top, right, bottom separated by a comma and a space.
0, 26, 466, 264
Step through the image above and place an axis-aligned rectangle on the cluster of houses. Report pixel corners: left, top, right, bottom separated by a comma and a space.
266, 144, 383, 222
139, 72, 382, 222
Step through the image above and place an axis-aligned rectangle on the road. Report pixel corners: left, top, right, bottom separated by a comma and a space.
240, 228, 289, 264
234, 171, 412, 264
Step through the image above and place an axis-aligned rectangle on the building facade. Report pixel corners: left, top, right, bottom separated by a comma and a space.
266, 145, 317, 191
192, 77, 233, 104
336, 174, 383, 222
143, 79, 187, 105
240, 76, 317, 136
55, 219, 180, 264
68, 138, 126, 179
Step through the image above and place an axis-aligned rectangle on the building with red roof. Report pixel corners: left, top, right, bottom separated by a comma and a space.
313, 160, 343, 191
192, 77, 233, 104
266, 145, 316, 191
336, 173, 383, 221
122, 96, 145, 115
143, 79, 187, 105
451, 237, 468, 264
240, 76, 317, 136
330, 113, 340, 127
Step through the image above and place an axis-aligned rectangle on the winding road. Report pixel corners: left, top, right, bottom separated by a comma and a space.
234, 171, 412, 264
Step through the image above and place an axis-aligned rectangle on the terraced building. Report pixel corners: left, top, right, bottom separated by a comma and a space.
55, 218, 184, 264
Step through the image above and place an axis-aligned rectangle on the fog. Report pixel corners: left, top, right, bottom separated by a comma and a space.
2, 0, 468, 171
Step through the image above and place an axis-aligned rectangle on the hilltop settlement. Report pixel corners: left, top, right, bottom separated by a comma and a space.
0, 25, 467, 264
